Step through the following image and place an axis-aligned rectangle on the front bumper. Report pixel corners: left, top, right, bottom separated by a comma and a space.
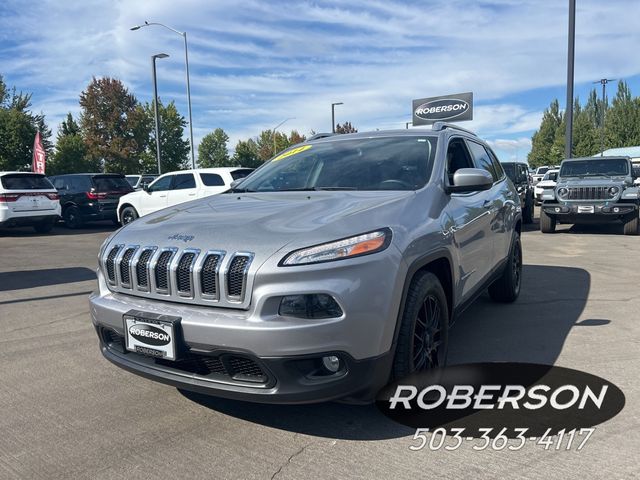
542, 202, 638, 222
96, 324, 392, 404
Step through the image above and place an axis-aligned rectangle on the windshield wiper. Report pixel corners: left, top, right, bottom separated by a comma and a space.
226, 187, 255, 193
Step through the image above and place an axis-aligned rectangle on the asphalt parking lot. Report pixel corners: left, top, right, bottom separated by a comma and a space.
1, 212, 638, 480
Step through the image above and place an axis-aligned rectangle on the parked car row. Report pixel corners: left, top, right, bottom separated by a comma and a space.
0, 167, 254, 233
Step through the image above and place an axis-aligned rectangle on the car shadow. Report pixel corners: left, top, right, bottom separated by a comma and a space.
0, 267, 96, 291
181, 264, 592, 441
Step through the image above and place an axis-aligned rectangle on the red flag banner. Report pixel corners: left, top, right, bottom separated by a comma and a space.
32, 131, 46, 174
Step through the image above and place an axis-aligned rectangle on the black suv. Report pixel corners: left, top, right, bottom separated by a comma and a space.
50, 173, 133, 228
501, 161, 534, 223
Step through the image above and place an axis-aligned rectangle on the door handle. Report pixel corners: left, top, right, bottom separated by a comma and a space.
188, 193, 196, 196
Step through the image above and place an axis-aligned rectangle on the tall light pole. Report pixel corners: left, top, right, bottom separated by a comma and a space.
331, 102, 343, 133
564, 0, 576, 159
593, 78, 615, 156
152, 53, 169, 175
271, 117, 295, 156
131, 21, 196, 168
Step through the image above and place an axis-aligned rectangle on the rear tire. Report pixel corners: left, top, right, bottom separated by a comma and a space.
623, 214, 639, 235
539, 208, 556, 233
120, 206, 139, 225
392, 271, 449, 380
63, 206, 83, 229
33, 220, 55, 233
488, 234, 522, 303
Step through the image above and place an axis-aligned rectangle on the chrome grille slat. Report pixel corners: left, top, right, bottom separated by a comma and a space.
102, 245, 252, 308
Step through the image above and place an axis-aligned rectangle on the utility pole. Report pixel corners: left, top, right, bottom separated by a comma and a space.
564, 0, 575, 159
594, 78, 615, 156
151, 53, 169, 175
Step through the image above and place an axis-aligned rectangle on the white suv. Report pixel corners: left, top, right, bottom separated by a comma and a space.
0, 172, 61, 233
117, 167, 254, 224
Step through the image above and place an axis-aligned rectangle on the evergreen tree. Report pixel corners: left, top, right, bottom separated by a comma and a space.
527, 99, 562, 168
198, 128, 230, 168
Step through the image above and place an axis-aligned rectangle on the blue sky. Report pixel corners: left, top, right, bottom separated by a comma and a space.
1, 0, 639, 163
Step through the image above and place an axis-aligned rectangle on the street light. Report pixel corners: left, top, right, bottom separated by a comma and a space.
564, 0, 576, 159
593, 78, 616, 156
131, 21, 196, 169
271, 117, 295, 156
331, 102, 343, 133
151, 53, 169, 175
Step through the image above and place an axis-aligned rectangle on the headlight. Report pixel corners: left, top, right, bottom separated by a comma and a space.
280, 228, 391, 266
557, 187, 569, 198
608, 186, 620, 197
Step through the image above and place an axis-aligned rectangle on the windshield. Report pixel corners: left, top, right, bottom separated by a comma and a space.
1, 173, 54, 190
536, 167, 549, 175
125, 176, 139, 187
93, 176, 134, 192
544, 171, 558, 181
234, 137, 437, 192
560, 159, 629, 177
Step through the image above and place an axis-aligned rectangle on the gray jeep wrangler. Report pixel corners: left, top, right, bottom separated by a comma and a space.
540, 156, 640, 235
90, 123, 522, 404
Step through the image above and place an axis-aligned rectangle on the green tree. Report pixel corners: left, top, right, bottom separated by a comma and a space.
606, 80, 640, 149
198, 128, 230, 167
0, 77, 52, 171
141, 99, 190, 173
232, 138, 261, 168
256, 130, 276, 161
335, 122, 357, 134
79, 77, 149, 174
528, 99, 562, 168
48, 113, 98, 175
573, 100, 599, 157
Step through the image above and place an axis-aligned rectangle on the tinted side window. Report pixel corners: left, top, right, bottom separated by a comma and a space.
71, 176, 92, 191
200, 173, 225, 187
230, 169, 254, 180
53, 177, 66, 190
468, 141, 498, 182
487, 148, 505, 181
149, 175, 173, 192
172, 174, 196, 190
1, 174, 54, 190
445, 138, 474, 185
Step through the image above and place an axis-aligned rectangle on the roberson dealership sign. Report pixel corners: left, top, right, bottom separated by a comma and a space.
412, 92, 473, 125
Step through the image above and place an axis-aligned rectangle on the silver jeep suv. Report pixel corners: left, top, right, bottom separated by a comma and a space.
90, 122, 523, 404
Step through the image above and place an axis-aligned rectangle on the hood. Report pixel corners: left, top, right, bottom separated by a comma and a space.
108, 190, 414, 259
536, 180, 557, 188
557, 176, 630, 188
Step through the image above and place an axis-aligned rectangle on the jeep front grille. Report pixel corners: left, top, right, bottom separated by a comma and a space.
566, 186, 613, 201
100, 246, 253, 308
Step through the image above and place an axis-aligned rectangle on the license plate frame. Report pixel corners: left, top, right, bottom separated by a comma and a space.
577, 205, 595, 214
123, 310, 181, 361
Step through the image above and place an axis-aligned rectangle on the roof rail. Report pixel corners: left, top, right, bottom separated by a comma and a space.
431, 122, 477, 136
307, 132, 336, 141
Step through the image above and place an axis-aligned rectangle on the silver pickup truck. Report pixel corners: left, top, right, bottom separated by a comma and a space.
90, 123, 523, 404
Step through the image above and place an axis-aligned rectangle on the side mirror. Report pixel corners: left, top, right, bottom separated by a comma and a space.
142, 184, 150, 193
448, 168, 493, 193
229, 180, 240, 189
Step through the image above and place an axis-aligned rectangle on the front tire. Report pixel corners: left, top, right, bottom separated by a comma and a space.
393, 271, 449, 380
63, 206, 83, 229
623, 214, 639, 235
539, 208, 556, 233
120, 206, 139, 225
488, 234, 522, 303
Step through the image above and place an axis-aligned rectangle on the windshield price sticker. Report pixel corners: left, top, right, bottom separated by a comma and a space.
272, 145, 312, 162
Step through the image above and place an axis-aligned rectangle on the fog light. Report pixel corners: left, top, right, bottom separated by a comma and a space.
555, 207, 561, 213
279, 294, 343, 319
614, 207, 620, 213
322, 355, 341, 373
